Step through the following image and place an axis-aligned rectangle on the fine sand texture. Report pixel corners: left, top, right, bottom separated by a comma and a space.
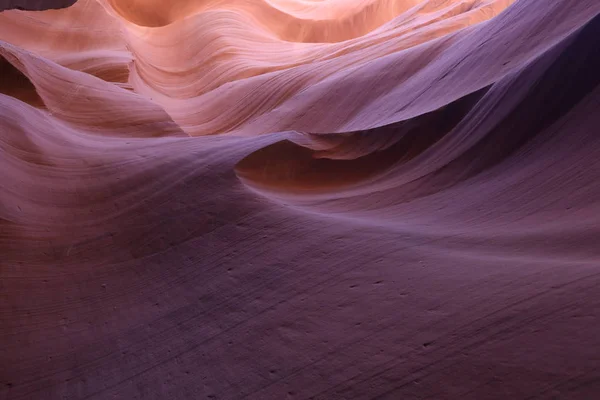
1, 0, 600, 399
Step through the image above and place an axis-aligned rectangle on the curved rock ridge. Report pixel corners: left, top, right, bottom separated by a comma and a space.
1, 0, 600, 399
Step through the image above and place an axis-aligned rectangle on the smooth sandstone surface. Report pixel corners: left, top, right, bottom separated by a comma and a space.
1, 0, 600, 399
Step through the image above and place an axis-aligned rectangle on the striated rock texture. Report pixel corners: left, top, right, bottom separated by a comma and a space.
1, 0, 600, 399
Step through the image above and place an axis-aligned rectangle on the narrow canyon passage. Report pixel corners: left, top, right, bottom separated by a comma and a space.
1, 0, 599, 399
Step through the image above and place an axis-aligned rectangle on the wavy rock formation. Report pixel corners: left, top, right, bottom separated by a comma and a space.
1, 0, 600, 399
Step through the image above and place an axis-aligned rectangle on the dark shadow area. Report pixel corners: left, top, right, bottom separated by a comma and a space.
0, 56, 46, 108
0, 0, 77, 12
